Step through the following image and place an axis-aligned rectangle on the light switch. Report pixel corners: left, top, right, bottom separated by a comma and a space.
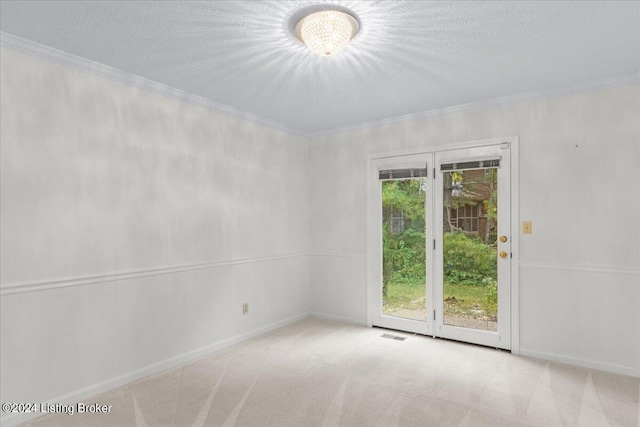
522, 221, 532, 235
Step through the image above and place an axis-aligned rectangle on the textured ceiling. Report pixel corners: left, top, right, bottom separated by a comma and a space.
1, 1, 639, 135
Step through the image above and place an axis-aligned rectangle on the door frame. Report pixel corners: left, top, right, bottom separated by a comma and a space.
366, 136, 520, 353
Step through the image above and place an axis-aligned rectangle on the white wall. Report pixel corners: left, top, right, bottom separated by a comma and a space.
0, 47, 311, 422
309, 85, 640, 376
1, 44, 639, 427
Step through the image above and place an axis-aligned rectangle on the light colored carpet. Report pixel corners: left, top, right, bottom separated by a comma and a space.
23, 318, 639, 426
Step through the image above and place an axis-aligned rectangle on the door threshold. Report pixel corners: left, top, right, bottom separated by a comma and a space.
372, 325, 509, 352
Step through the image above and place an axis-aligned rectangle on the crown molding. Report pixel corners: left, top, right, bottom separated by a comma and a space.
2, 31, 638, 139
306, 72, 640, 138
0, 31, 307, 138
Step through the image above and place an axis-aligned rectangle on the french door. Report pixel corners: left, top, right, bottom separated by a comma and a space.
370, 143, 512, 349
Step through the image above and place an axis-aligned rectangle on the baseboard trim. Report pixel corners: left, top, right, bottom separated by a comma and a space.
0, 312, 311, 427
519, 348, 639, 378
309, 311, 368, 326
0, 253, 308, 296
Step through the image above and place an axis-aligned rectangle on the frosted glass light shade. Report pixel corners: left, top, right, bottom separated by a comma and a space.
296, 10, 359, 56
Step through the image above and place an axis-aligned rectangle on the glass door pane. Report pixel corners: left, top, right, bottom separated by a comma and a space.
442, 168, 498, 331
370, 142, 511, 348
381, 178, 427, 321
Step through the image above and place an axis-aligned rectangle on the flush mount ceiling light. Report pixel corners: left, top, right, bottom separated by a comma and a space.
295, 10, 359, 56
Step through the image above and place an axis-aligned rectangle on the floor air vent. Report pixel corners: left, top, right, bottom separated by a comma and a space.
381, 333, 406, 341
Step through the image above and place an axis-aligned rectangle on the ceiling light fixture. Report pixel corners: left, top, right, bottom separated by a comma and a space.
295, 10, 359, 56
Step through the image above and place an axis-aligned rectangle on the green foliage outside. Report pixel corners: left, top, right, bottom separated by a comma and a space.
443, 233, 496, 286
382, 177, 497, 320
382, 180, 426, 298
443, 233, 497, 318
383, 227, 426, 289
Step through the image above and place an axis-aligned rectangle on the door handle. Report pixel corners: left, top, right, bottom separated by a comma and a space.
499, 251, 508, 259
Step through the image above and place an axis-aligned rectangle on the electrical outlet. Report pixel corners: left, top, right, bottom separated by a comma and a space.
522, 221, 532, 235
242, 303, 249, 315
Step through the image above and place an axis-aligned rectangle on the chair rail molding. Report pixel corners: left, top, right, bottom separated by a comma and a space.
0, 253, 309, 296
519, 261, 640, 275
